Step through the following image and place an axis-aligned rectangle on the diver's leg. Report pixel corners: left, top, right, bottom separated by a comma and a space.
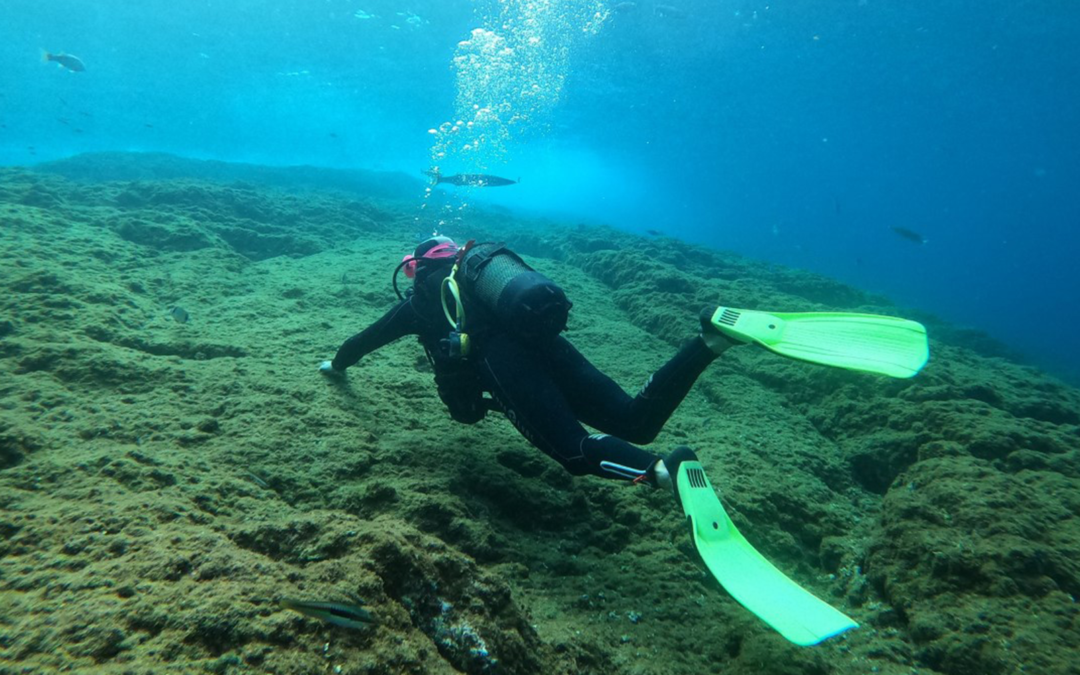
548, 334, 721, 444
477, 334, 660, 481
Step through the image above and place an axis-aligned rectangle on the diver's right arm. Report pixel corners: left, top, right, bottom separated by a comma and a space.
321, 298, 421, 375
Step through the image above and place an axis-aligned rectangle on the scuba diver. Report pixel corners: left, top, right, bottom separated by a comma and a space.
319, 236, 734, 494
318, 235, 929, 646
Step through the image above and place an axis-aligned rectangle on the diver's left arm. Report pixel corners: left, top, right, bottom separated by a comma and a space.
324, 298, 421, 373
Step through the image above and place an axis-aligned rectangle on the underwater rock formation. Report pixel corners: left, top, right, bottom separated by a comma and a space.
1, 154, 1078, 675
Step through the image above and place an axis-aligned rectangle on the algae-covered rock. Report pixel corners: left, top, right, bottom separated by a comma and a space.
2, 153, 1079, 675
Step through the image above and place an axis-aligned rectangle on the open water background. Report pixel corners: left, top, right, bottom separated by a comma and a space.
4, 0, 1078, 382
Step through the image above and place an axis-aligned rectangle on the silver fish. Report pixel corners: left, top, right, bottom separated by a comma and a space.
280, 598, 375, 629
890, 226, 928, 245
43, 51, 86, 72
169, 306, 189, 323
423, 169, 516, 187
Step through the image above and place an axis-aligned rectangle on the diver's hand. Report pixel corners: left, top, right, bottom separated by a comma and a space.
319, 360, 345, 378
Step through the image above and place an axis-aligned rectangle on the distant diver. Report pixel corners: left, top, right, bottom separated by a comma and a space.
890, 226, 928, 245
423, 168, 517, 188
42, 51, 86, 72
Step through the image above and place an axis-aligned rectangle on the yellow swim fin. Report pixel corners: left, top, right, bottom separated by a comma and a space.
676, 459, 858, 646
710, 307, 929, 378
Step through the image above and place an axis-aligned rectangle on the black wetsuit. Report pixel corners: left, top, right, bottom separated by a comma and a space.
331, 261, 719, 482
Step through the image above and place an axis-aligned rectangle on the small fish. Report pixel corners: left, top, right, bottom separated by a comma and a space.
244, 470, 270, 489
42, 51, 86, 72
280, 598, 375, 629
654, 4, 687, 19
890, 226, 928, 245
169, 306, 190, 323
423, 169, 517, 187
645, 229, 664, 236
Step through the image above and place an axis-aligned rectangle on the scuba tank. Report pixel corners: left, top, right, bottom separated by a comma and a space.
452, 242, 572, 347
389, 238, 568, 423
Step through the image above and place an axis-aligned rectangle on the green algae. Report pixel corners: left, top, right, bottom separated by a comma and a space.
1, 153, 1079, 675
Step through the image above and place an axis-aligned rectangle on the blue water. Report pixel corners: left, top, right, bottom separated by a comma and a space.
5, 0, 1079, 383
